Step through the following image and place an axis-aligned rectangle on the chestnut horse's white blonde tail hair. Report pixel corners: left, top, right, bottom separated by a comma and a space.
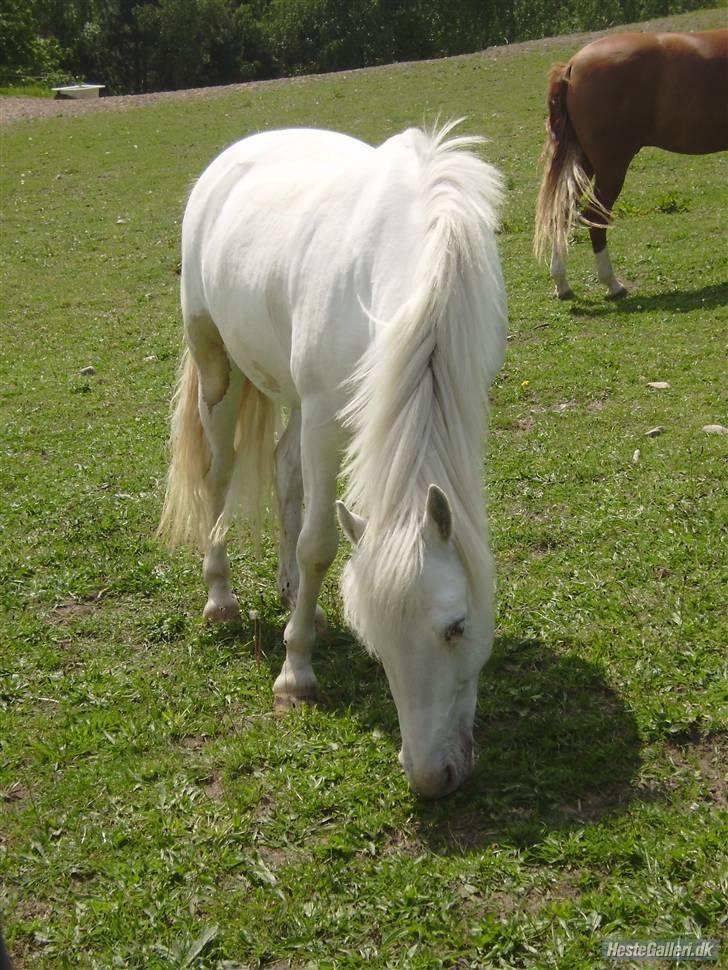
158, 348, 278, 551
534, 63, 610, 261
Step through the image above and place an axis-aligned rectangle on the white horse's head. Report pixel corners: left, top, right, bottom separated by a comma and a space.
338, 484, 493, 799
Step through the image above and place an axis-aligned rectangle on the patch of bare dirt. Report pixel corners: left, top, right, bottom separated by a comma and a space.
456, 868, 583, 918
255, 844, 293, 870
252, 792, 277, 823
509, 416, 536, 433
530, 537, 559, 557
376, 827, 425, 859
551, 399, 578, 413
635, 732, 728, 809
1, 780, 30, 804
46, 589, 107, 624
663, 733, 727, 807
557, 786, 635, 823
11, 899, 52, 922
180, 733, 210, 751
4, 901, 54, 970
201, 773, 225, 801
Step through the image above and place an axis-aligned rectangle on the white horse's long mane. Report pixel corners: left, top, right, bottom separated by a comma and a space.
340, 121, 506, 635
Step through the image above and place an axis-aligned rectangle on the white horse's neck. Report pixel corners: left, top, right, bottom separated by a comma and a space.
340, 125, 507, 617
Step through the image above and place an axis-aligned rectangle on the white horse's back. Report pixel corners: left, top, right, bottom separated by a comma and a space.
182, 126, 488, 409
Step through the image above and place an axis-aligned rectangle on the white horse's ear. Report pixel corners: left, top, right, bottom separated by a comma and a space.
423, 484, 453, 544
337, 501, 367, 547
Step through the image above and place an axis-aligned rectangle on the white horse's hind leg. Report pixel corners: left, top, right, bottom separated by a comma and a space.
187, 315, 245, 623
273, 410, 340, 709
550, 243, 574, 299
199, 383, 245, 622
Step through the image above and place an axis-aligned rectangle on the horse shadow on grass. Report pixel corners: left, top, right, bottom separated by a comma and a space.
567, 280, 727, 319
413, 636, 644, 854
210, 612, 645, 852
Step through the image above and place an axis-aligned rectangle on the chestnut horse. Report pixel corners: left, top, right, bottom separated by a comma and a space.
534, 29, 728, 299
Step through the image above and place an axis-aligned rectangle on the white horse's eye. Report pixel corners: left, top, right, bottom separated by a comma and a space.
444, 618, 466, 642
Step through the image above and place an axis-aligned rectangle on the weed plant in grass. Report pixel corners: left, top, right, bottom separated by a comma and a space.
1, 8, 726, 969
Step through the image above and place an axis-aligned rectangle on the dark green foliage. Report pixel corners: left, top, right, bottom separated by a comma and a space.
10, 0, 720, 93
0, 0, 68, 85
0, 0, 38, 68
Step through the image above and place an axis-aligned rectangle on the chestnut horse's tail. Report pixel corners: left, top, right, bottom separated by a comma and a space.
534, 63, 596, 261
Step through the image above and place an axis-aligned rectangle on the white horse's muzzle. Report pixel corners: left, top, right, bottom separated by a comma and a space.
399, 736, 475, 799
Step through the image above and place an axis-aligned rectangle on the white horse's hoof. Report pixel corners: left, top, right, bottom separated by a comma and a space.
203, 599, 241, 623
273, 691, 318, 713
605, 285, 628, 300
556, 287, 575, 300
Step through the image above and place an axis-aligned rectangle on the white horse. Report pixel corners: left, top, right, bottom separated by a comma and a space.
159, 122, 507, 799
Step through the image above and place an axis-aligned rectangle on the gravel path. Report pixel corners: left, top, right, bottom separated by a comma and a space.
0, 77, 309, 125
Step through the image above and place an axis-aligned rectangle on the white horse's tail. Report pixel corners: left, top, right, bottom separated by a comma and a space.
158, 348, 278, 550
158, 349, 209, 549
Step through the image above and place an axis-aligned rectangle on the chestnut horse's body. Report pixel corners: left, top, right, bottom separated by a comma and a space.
535, 29, 728, 298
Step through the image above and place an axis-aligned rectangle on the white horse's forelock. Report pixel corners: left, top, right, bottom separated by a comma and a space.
339, 121, 507, 644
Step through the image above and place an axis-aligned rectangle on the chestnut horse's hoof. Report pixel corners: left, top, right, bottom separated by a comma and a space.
273, 691, 318, 713
203, 599, 241, 623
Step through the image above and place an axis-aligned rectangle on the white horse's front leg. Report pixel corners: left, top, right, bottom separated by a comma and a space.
273, 409, 340, 709
550, 243, 574, 300
275, 407, 303, 611
275, 407, 327, 635
595, 245, 628, 300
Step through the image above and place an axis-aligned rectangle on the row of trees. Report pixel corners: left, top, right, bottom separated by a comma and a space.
1, 0, 715, 95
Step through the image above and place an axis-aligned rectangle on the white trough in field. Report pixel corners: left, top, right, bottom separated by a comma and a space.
52, 83, 105, 100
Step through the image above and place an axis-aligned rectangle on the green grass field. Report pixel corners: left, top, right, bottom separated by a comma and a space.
1, 8, 726, 968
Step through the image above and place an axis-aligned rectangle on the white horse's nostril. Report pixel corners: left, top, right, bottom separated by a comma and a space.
409, 762, 459, 800
443, 762, 456, 792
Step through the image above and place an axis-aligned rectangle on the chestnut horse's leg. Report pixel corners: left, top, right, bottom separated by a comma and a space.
552, 155, 594, 301
550, 242, 574, 300
586, 164, 630, 299
273, 404, 341, 709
